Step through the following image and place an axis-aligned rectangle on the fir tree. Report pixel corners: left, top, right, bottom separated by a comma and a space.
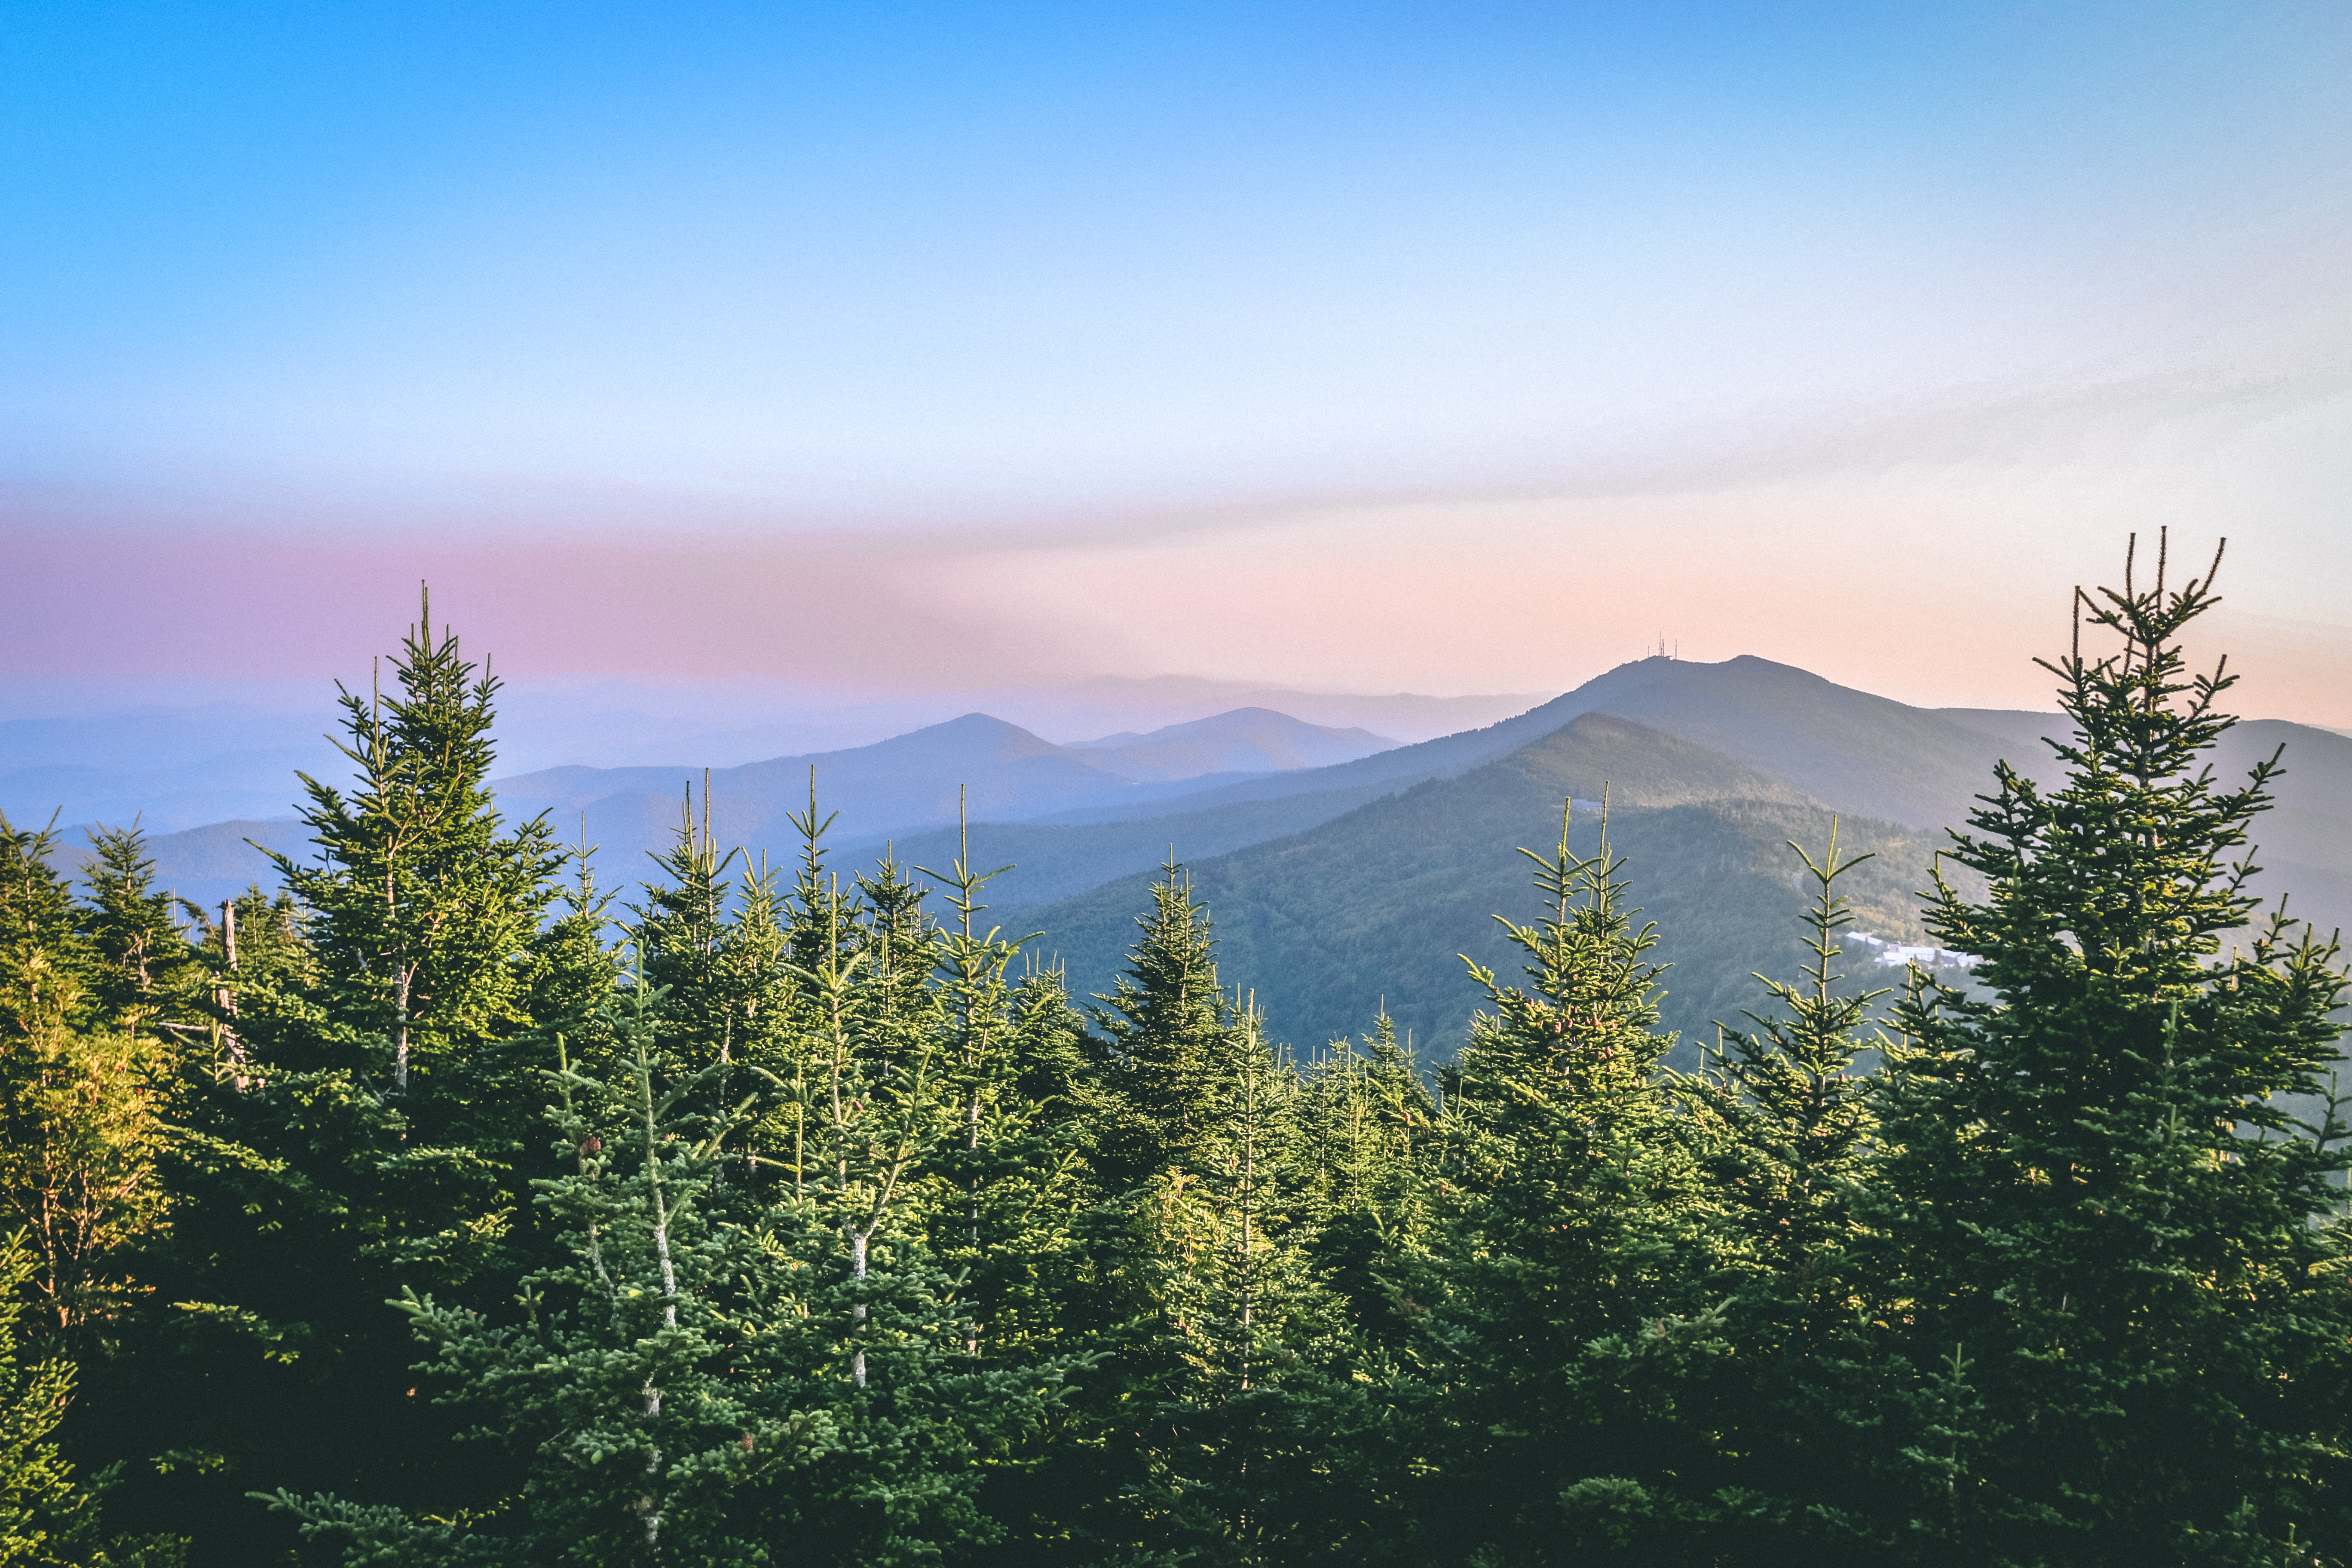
1298, 1008, 1436, 1313
75, 824, 201, 1040
265, 987, 834, 1562
1871, 534, 2352, 1563
1702, 823, 1886, 1340
631, 780, 743, 1081
0, 815, 87, 992
0, 1228, 98, 1564
270, 585, 563, 1099
0, 1231, 186, 1566
0, 818, 172, 1336
112, 598, 572, 1559
1086, 862, 1238, 1191
1613, 828, 1902, 1559
1421, 798, 1720, 1564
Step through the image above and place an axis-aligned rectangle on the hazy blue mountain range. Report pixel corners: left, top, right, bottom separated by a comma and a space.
984, 659, 2352, 1059
0, 673, 1534, 831
24, 656, 2349, 1066
1062, 707, 1392, 775
0, 706, 344, 833
489, 707, 1399, 875
61, 707, 1406, 908
999, 711, 1967, 1065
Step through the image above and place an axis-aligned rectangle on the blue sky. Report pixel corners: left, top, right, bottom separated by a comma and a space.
5, 3, 2350, 715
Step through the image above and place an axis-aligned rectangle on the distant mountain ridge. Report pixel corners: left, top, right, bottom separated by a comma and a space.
1005, 687, 2352, 1061
488, 707, 1401, 864
59, 658, 2352, 983
1032, 655, 2061, 831
1004, 710, 1958, 1062
1064, 707, 1393, 775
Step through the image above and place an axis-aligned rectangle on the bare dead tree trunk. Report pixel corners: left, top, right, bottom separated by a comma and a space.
392, 962, 413, 1094
638, 1024, 677, 1551
1239, 1010, 1255, 1396
851, 1229, 869, 1389
217, 900, 248, 1090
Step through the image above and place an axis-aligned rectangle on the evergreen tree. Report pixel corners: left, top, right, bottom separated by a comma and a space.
1871, 535, 2352, 1563
1608, 827, 1902, 1559
1417, 799, 1721, 1564
0, 1231, 186, 1566
106, 597, 573, 1560
75, 825, 201, 1039
1703, 824, 1883, 1310
0, 815, 87, 997
0, 820, 172, 1337
1148, 1000, 1332, 1564
270, 585, 563, 1100
267, 989, 835, 1563
0, 1228, 97, 1565
1297, 1009, 1436, 1325
916, 812, 1081, 1361
1086, 863, 1238, 1191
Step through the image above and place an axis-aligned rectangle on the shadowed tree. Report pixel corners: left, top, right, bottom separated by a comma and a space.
1871, 534, 2352, 1563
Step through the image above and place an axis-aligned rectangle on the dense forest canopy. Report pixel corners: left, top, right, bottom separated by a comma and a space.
2, 540, 2348, 1567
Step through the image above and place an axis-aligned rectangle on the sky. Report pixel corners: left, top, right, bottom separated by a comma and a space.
6, 1, 2351, 724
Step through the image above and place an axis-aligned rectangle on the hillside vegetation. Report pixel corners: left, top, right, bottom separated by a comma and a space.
3, 548, 2349, 1567
1015, 711, 1964, 1059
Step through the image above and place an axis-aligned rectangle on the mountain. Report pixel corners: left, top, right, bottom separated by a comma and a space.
0, 678, 1473, 829
92, 707, 1414, 909
490, 707, 1398, 858
1001, 671, 2352, 1064
0, 707, 343, 832
1007, 712, 1957, 1065
894, 656, 2066, 905
39, 818, 315, 913
856, 782, 1401, 910
88, 657, 2352, 1020
1012, 655, 2036, 830
1065, 707, 1394, 777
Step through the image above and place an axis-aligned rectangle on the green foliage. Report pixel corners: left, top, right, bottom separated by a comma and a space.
0, 821, 176, 1338
1016, 714, 1960, 1064
76, 597, 585, 1560
0, 1232, 187, 1567
268, 585, 564, 1097
1703, 821, 1884, 1301
74, 825, 202, 1037
0, 1229, 88, 1564
11, 543, 2346, 1568
1870, 539, 2352, 1561
1400, 802, 1723, 1565
1084, 863, 1242, 1190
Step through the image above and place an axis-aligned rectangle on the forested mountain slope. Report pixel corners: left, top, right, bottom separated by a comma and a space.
1010, 712, 1961, 1061
110, 658, 2352, 930
853, 781, 1400, 908
1015, 674, 2352, 1060
15, 561, 2352, 1565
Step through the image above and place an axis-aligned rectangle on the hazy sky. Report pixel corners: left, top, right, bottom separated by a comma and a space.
7, 2, 2350, 721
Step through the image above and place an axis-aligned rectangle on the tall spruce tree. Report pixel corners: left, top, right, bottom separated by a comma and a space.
1608, 827, 1902, 1560
271, 585, 563, 1100
77, 824, 202, 1038
1871, 535, 2352, 1564
1086, 862, 1237, 1191
1298, 1010, 1436, 1338
1420, 799, 1722, 1565
107, 596, 573, 1561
